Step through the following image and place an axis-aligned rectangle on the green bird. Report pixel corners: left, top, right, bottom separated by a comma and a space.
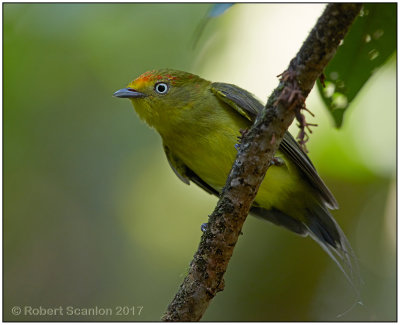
114, 69, 358, 288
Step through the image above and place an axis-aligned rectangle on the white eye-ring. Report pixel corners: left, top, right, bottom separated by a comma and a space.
154, 82, 169, 95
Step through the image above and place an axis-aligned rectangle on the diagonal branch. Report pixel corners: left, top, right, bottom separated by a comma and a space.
161, 3, 362, 322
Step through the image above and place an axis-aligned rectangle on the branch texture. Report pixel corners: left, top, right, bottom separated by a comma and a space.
161, 3, 362, 321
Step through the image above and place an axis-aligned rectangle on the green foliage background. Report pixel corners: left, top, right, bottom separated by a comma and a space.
318, 3, 396, 127
4, 3, 396, 321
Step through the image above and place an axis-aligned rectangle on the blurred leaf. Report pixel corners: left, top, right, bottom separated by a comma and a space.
317, 3, 396, 127
193, 3, 234, 48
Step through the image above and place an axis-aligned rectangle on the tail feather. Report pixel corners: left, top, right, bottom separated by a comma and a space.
251, 204, 361, 300
303, 205, 361, 300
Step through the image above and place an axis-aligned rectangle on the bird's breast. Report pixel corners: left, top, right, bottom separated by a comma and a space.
165, 124, 241, 192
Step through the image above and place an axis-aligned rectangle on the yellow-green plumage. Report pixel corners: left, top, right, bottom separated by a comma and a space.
164, 97, 298, 215
114, 68, 359, 290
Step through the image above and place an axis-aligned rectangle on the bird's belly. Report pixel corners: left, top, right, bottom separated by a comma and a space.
177, 131, 238, 190
169, 129, 298, 211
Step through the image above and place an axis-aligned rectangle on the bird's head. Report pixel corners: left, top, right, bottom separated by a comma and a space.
114, 69, 210, 133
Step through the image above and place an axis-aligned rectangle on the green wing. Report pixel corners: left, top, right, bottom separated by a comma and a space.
210, 82, 261, 121
211, 82, 338, 209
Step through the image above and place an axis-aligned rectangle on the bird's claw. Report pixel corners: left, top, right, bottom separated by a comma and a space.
201, 223, 208, 232
269, 157, 285, 167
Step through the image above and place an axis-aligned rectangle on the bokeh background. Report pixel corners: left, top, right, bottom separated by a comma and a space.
4, 3, 396, 321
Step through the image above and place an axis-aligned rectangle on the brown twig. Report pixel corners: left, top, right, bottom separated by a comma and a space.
161, 4, 362, 321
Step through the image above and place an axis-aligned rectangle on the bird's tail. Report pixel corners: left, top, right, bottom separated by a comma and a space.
251, 204, 362, 301
303, 204, 362, 301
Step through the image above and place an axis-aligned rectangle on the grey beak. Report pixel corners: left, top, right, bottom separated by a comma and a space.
113, 88, 147, 98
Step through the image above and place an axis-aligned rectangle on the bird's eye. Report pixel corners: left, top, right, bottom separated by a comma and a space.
154, 82, 169, 95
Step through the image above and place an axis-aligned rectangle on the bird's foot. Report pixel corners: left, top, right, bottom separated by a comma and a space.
201, 223, 208, 232
269, 157, 285, 167
235, 128, 249, 152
